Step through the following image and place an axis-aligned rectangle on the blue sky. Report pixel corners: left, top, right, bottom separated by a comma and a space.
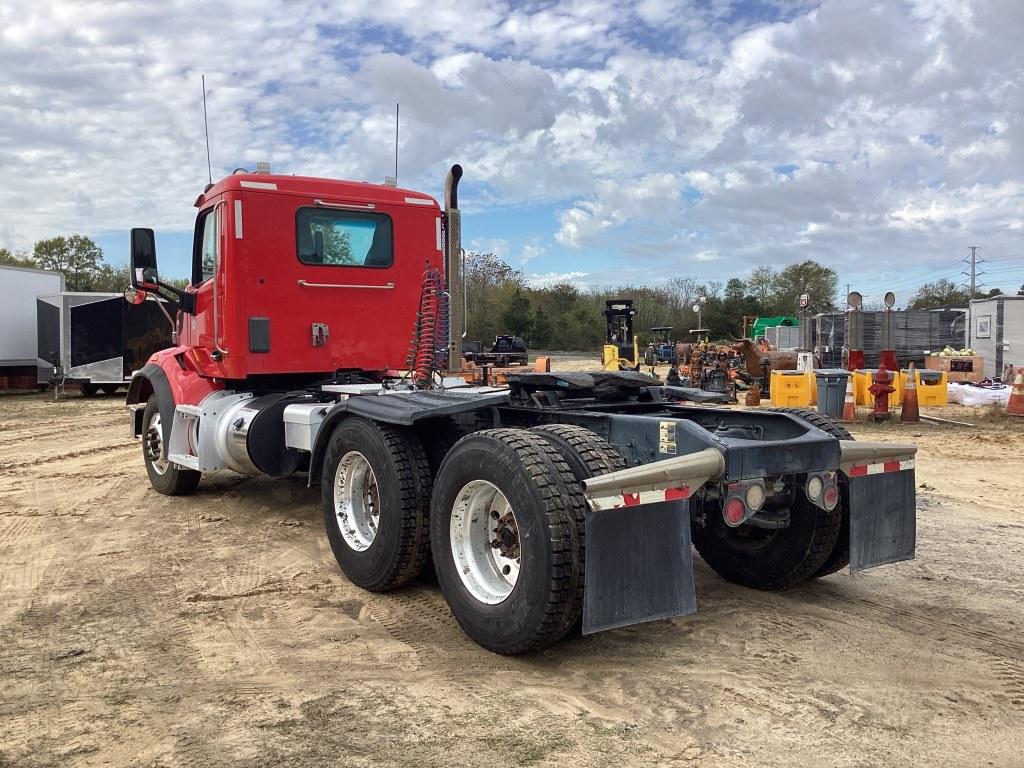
2, 0, 1022, 306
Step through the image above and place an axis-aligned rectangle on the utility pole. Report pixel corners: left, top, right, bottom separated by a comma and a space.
963, 245, 982, 347
966, 246, 979, 299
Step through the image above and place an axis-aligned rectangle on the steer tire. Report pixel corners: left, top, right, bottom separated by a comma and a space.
141, 397, 201, 496
322, 417, 431, 593
767, 407, 853, 578
692, 493, 842, 591
430, 429, 584, 654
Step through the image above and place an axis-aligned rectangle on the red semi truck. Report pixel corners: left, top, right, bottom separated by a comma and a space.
125, 164, 918, 654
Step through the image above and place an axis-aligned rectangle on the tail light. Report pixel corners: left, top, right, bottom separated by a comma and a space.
721, 479, 767, 527
806, 472, 839, 511
723, 497, 745, 525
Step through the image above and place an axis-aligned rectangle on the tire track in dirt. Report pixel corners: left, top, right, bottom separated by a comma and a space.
0, 442, 136, 473
0, 517, 41, 549
812, 587, 1024, 661
991, 657, 1024, 710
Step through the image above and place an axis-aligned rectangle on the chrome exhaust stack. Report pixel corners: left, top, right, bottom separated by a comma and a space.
443, 164, 464, 366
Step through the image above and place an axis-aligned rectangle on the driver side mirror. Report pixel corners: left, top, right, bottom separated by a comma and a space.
130, 228, 159, 289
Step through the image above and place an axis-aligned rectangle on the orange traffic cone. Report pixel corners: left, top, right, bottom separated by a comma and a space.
1008, 373, 1024, 417
901, 363, 920, 424
841, 376, 857, 423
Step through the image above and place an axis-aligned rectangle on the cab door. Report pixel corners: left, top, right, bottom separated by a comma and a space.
187, 198, 228, 364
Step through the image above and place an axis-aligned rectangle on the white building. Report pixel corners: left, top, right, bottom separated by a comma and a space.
968, 295, 1024, 378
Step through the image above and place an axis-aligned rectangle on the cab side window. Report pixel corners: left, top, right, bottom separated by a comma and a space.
296, 208, 393, 268
191, 207, 219, 285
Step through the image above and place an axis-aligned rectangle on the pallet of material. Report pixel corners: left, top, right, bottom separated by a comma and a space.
925, 355, 984, 383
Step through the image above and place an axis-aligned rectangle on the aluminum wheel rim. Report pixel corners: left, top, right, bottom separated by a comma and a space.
144, 412, 168, 475
334, 451, 379, 552
449, 480, 521, 605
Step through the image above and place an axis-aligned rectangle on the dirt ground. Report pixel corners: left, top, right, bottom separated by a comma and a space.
2, 371, 1024, 767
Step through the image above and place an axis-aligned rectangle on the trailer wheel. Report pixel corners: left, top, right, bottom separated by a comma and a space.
767, 407, 852, 578
100, 384, 120, 396
530, 424, 626, 634
81, 382, 99, 397
322, 417, 431, 592
692, 492, 841, 591
141, 396, 201, 496
430, 429, 583, 654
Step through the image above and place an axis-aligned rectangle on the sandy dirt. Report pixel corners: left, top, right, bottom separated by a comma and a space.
2, 374, 1023, 767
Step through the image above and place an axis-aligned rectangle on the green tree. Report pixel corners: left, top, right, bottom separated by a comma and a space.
0, 247, 35, 268
908, 279, 969, 309
91, 263, 132, 292
746, 266, 776, 305
771, 260, 837, 313
32, 235, 103, 290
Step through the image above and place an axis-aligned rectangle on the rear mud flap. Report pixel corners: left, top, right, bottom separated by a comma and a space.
847, 469, 916, 572
583, 500, 697, 634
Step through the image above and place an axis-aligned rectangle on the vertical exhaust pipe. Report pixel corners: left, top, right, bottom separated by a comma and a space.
444, 164, 464, 367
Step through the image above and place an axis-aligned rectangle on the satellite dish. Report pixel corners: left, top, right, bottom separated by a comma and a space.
847, 291, 863, 309
884, 291, 896, 308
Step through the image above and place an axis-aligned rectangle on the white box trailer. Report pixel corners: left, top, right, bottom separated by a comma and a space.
969, 295, 1024, 378
0, 264, 65, 388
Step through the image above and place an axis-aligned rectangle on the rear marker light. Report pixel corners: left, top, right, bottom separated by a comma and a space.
806, 475, 824, 501
745, 482, 766, 511
724, 497, 746, 526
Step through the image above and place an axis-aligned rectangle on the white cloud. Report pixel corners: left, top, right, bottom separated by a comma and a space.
520, 241, 545, 264
0, 0, 1020, 295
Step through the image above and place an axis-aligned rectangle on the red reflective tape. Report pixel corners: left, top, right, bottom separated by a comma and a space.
849, 464, 868, 477
665, 486, 690, 501
883, 460, 901, 473
622, 493, 641, 507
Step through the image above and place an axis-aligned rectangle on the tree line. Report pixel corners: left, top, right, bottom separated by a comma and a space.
464, 253, 840, 351
1, 235, 132, 292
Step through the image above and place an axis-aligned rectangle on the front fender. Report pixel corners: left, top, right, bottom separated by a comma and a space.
126, 349, 222, 448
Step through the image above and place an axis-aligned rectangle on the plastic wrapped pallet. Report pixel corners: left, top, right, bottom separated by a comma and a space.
948, 382, 1011, 407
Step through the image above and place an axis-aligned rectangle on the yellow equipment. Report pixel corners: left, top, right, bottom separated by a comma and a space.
602, 299, 639, 371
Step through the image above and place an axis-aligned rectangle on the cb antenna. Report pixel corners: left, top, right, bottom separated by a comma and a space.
394, 102, 399, 184
202, 74, 213, 186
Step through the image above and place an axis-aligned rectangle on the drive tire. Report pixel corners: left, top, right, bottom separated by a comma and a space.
530, 424, 626, 635
692, 493, 841, 591
430, 429, 583, 654
141, 396, 201, 496
767, 407, 853, 578
322, 417, 431, 593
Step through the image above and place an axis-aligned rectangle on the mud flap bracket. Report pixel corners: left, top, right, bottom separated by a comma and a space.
847, 469, 916, 572
583, 499, 697, 635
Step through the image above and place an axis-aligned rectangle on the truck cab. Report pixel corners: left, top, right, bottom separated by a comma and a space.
173, 172, 443, 382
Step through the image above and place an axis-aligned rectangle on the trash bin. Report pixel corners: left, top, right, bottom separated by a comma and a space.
815, 369, 851, 418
